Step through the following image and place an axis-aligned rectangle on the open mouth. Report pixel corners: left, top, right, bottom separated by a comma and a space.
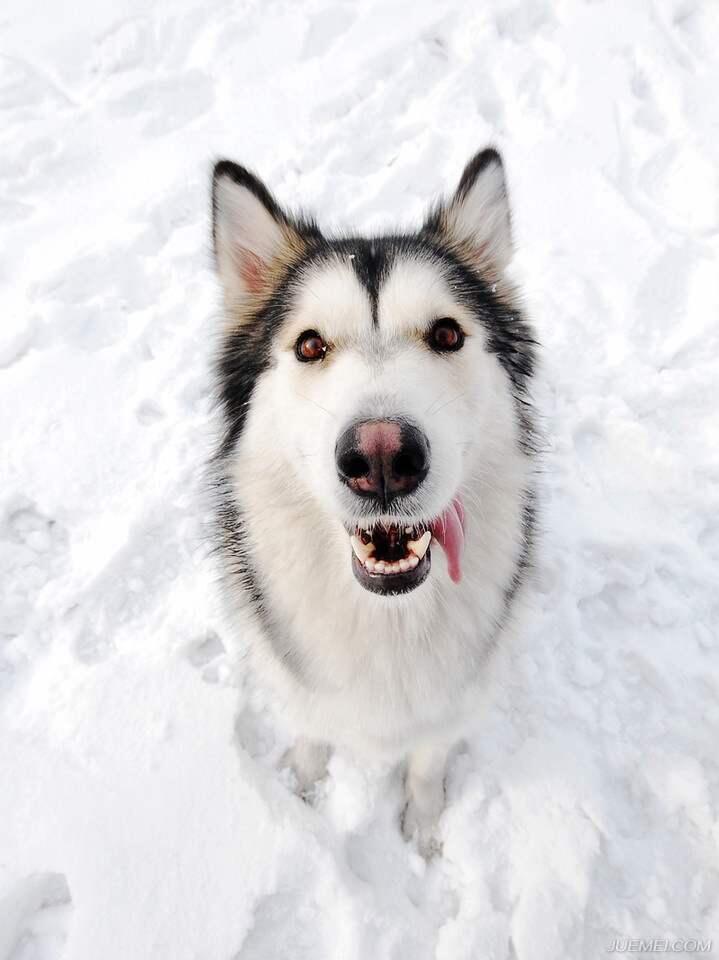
348, 498, 465, 596
350, 523, 432, 595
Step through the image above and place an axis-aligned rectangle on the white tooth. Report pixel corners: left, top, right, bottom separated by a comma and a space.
405, 527, 413, 535
408, 555, 419, 569
365, 558, 376, 573
351, 535, 375, 562
399, 559, 410, 572
407, 530, 431, 560
375, 561, 387, 573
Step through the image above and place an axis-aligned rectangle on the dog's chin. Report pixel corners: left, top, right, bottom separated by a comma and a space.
351, 549, 431, 595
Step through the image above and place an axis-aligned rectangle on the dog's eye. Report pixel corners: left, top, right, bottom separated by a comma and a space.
428, 318, 465, 352
295, 330, 327, 362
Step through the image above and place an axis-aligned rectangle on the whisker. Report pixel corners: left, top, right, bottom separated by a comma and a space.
429, 392, 467, 416
424, 388, 452, 416
294, 391, 337, 419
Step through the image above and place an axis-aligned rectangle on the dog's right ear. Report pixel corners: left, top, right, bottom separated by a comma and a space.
212, 161, 311, 309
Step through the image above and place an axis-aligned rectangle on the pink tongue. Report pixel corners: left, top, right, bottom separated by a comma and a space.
430, 497, 465, 584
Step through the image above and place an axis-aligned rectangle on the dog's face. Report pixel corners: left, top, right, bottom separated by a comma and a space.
212, 151, 533, 598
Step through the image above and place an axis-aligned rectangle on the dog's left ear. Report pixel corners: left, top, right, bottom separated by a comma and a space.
426, 148, 512, 282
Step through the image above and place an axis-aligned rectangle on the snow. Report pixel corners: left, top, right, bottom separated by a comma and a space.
1, 0, 718, 956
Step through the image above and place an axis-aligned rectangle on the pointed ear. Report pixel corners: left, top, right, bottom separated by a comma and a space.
426, 148, 512, 282
212, 161, 311, 310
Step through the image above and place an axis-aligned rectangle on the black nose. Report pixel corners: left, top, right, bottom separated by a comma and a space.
335, 419, 430, 504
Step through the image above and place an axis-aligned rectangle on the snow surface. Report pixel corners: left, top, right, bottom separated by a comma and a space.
1, 0, 718, 957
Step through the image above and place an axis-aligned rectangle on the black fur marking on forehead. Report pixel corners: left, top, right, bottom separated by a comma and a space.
286, 236, 396, 327
342, 238, 387, 327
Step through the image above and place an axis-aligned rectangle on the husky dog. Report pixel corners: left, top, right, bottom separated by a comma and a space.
210, 148, 536, 855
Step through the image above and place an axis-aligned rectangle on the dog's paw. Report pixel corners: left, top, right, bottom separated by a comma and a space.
400, 797, 443, 859
401, 742, 449, 858
280, 738, 330, 802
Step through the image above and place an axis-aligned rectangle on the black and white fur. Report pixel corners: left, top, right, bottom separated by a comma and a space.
210, 148, 537, 856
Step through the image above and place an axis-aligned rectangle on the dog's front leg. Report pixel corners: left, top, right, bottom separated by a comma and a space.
282, 737, 330, 800
401, 740, 452, 858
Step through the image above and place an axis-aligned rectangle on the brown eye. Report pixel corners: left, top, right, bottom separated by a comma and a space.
428, 318, 464, 352
295, 330, 327, 362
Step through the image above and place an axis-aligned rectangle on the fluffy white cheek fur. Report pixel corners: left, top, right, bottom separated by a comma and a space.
263, 336, 503, 523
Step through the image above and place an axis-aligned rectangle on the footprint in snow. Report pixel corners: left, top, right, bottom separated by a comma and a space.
1, 498, 69, 641
186, 629, 227, 681
0, 872, 72, 960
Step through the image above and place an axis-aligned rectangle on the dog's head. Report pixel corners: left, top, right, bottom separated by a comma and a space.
212, 150, 534, 599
